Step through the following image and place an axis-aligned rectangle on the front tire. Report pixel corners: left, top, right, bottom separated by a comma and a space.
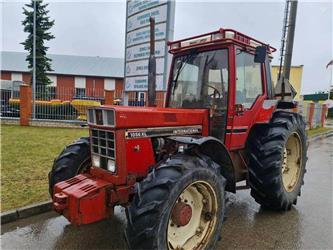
248, 111, 307, 210
126, 153, 226, 250
48, 137, 91, 196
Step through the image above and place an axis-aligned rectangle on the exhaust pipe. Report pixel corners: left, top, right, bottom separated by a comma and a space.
147, 17, 156, 107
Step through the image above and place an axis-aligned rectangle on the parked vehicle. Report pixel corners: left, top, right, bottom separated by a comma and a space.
49, 25, 307, 250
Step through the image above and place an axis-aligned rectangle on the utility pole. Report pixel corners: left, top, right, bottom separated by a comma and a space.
283, 0, 298, 80
276, 0, 298, 100
32, 0, 36, 119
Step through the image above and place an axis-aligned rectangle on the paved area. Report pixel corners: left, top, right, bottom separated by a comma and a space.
1, 137, 332, 249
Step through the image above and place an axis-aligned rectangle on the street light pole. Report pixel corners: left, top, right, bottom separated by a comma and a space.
32, 0, 36, 119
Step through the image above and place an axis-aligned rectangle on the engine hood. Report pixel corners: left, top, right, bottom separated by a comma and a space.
98, 105, 209, 130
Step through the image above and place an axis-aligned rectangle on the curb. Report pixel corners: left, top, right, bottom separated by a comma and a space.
1, 131, 332, 225
308, 130, 333, 143
1, 200, 52, 225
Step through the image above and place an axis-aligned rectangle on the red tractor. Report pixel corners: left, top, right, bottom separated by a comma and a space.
49, 28, 307, 249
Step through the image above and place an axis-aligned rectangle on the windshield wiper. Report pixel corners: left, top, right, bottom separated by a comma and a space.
172, 51, 197, 95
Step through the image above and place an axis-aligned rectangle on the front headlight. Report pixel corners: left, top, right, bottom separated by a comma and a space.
107, 159, 116, 172
92, 155, 100, 168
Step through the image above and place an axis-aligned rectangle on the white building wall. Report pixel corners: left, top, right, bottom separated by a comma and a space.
105, 78, 115, 90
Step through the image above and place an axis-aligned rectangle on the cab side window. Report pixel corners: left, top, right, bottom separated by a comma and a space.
235, 50, 263, 109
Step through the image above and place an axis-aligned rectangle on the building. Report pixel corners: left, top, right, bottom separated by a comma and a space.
303, 93, 330, 102
1, 51, 304, 104
271, 65, 303, 101
1, 51, 125, 101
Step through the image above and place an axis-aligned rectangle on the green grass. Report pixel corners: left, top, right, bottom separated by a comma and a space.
307, 127, 333, 138
1, 125, 88, 212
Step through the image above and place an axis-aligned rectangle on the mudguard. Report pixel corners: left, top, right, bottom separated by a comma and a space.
168, 136, 236, 192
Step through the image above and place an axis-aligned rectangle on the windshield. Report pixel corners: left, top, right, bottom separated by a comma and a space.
169, 49, 229, 109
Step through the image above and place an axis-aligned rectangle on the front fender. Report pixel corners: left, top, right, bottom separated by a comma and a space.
168, 136, 236, 192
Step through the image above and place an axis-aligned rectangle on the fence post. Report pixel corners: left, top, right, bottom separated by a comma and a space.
321, 104, 328, 127
20, 84, 32, 126
308, 102, 315, 129
104, 90, 114, 105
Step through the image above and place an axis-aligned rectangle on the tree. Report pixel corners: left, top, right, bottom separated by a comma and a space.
21, 0, 55, 88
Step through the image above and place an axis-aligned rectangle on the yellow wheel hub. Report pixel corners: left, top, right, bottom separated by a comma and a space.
282, 132, 302, 192
167, 181, 218, 250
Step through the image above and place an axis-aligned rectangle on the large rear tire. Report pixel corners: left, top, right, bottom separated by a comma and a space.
125, 153, 226, 250
48, 137, 91, 196
248, 111, 307, 211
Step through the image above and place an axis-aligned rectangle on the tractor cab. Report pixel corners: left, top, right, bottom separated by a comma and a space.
166, 29, 276, 148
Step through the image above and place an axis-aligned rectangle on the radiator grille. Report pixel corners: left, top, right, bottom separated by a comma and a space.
90, 129, 115, 168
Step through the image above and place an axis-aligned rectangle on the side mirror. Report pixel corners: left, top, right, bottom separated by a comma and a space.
254, 46, 267, 63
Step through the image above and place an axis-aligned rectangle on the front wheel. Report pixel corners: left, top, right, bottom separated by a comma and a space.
125, 154, 226, 250
48, 137, 91, 196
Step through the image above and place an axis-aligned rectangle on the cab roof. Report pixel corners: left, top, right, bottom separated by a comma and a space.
168, 28, 276, 54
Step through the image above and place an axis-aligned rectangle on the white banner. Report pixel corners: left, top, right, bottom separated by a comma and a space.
124, 0, 175, 92
126, 23, 166, 47
126, 58, 165, 77
126, 41, 165, 62
127, 5, 167, 32
125, 75, 164, 91
128, 0, 167, 17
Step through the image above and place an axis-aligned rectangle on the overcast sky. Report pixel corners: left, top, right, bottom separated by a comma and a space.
1, 0, 332, 94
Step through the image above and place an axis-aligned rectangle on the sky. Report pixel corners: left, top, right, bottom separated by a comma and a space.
1, 0, 332, 94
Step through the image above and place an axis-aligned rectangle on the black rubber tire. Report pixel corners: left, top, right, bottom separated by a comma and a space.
248, 111, 307, 211
48, 137, 91, 196
125, 153, 226, 250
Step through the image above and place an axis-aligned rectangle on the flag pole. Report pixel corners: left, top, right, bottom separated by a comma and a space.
329, 66, 332, 101
326, 60, 333, 101
32, 0, 36, 119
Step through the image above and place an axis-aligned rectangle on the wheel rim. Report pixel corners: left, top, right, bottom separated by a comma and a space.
167, 181, 218, 250
282, 132, 302, 192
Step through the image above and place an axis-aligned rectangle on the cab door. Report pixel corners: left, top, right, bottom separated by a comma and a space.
229, 48, 266, 150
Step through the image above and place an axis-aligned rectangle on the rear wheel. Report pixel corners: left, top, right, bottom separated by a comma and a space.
48, 137, 91, 196
125, 153, 226, 250
248, 111, 307, 210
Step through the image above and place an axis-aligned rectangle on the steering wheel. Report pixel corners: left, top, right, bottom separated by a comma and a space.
207, 85, 221, 99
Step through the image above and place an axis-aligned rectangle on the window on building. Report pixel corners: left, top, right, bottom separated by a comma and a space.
75, 88, 86, 97
236, 50, 263, 109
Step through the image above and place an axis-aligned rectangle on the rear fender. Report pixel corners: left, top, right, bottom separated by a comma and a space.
256, 100, 278, 123
256, 100, 297, 124
168, 136, 235, 192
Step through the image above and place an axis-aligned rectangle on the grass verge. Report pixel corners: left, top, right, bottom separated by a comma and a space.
1, 125, 87, 212
307, 127, 333, 138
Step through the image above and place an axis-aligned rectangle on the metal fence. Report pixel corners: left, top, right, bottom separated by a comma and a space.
295, 101, 325, 129
113, 89, 166, 107
32, 86, 105, 121
0, 80, 21, 118
0, 82, 327, 128
0, 85, 165, 122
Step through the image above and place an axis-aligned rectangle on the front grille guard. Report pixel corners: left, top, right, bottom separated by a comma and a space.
90, 128, 116, 170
